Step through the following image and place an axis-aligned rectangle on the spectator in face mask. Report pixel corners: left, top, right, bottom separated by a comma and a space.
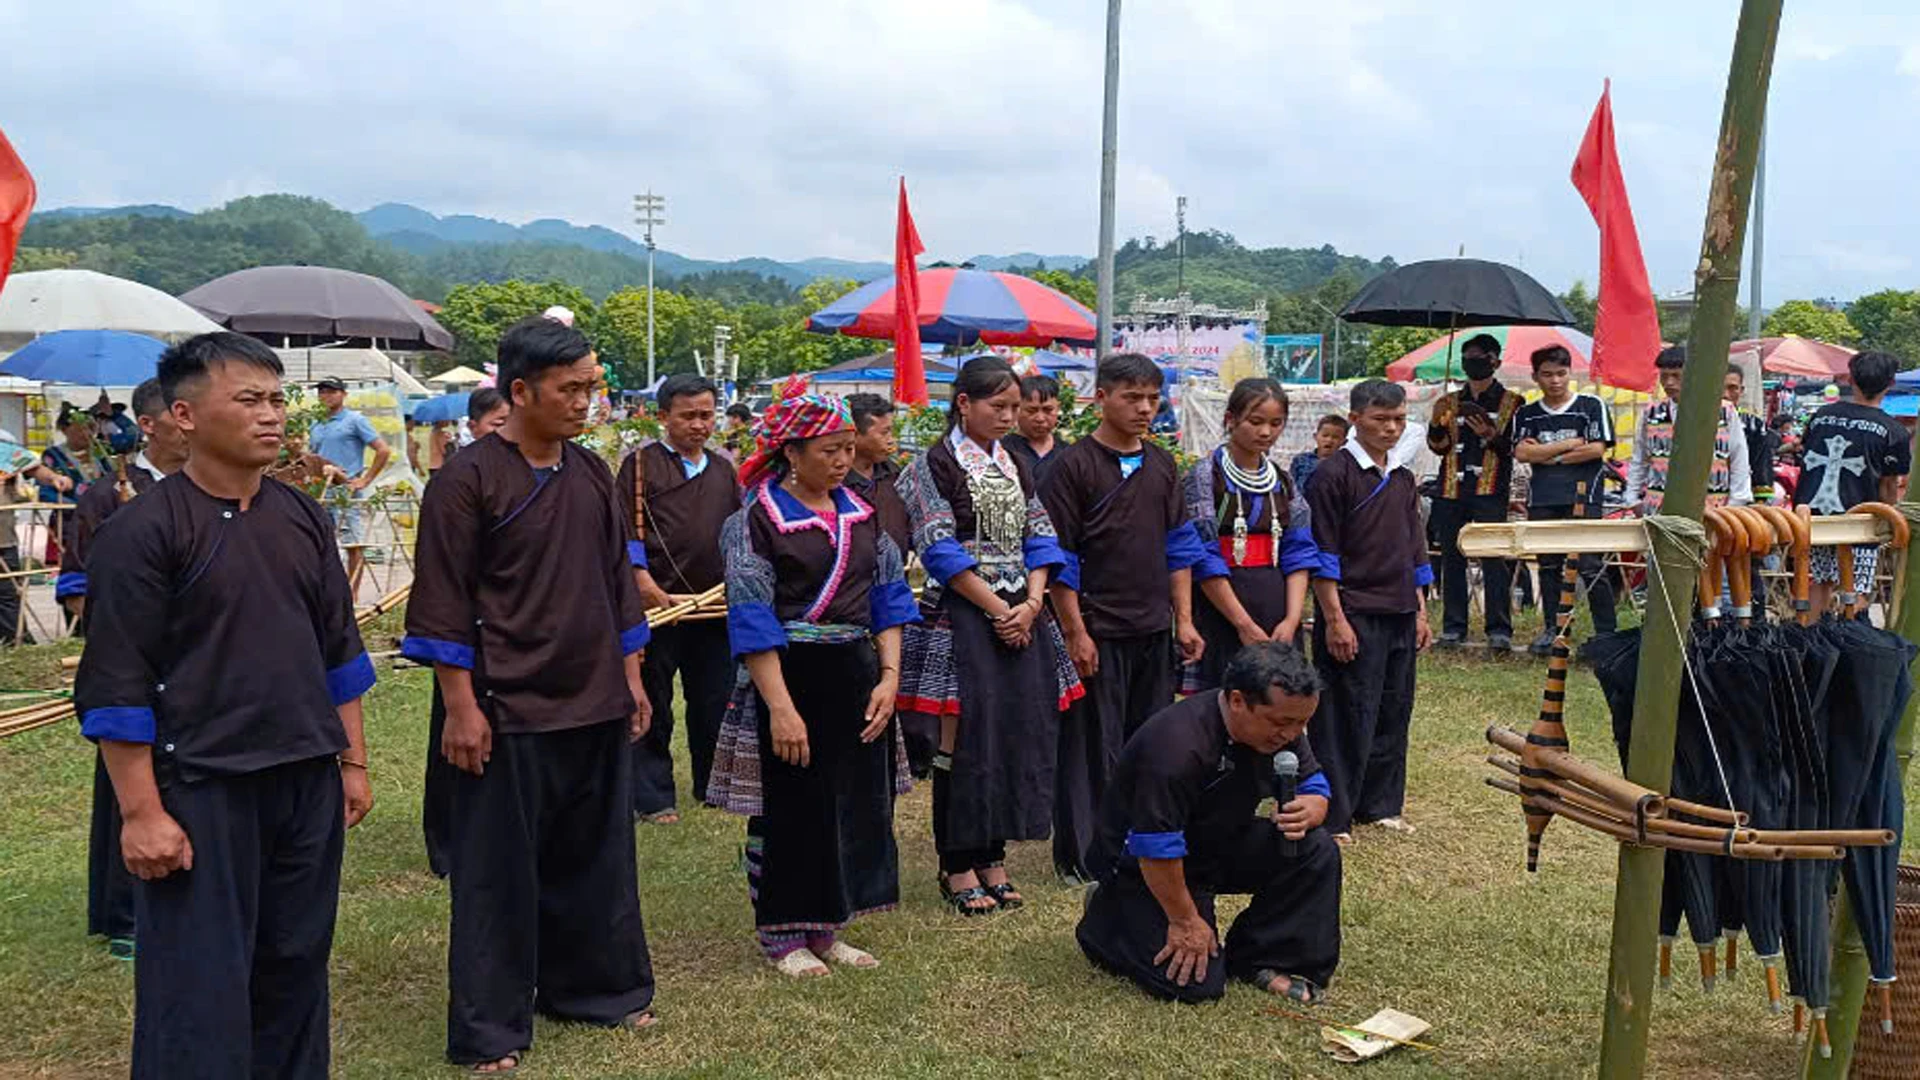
1423, 334, 1525, 652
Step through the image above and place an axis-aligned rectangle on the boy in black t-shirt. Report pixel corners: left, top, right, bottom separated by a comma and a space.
1511, 345, 1616, 653
1794, 350, 1912, 615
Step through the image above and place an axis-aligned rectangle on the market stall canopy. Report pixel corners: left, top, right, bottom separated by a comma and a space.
183, 265, 454, 351
426, 364, 488, 387
275, 347, 430, 396
807, 350, 959, 385
807, 267, 1096, 347
1388, 325, 1596, 383
1731, 336, 1856, 382
0, 268, 221, 348
0, 328, 164, 385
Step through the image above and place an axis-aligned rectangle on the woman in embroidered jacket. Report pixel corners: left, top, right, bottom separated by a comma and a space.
706, 379, 920, 978
1179, 378, 1321, 691
894, 357, 1083, 915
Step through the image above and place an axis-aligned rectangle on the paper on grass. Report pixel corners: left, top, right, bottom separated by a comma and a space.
1320, 1008, 1431, 1063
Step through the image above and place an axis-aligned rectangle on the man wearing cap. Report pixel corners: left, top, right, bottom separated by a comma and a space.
308, 378, 391, 588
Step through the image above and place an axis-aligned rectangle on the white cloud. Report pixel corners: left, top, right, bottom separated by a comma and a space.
2, 0, 1918, 303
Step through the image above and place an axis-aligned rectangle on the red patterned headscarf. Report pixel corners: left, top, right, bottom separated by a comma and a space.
737, 376, 854, 491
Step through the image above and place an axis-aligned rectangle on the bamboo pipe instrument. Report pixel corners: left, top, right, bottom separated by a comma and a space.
1486, 725, 1669, 818
1517, 480, 1588, 872
1483, 777, 1839, 860
1484, 759, 1879, 849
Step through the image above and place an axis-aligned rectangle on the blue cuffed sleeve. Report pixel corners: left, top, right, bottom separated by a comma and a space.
399, 636, 475, 670
620, 622, 651, 655
81, 706, 155, 744
1278, 526, 1320, 575
920, 537, 977, 586
728, 601, 787, 658
325, 652, 377, 706
1195, 547, 1231, 581
1316, 551, 1343, 581
869, 579, 920, 632
1164, 520, 1209, 573
627, 540, 649, 569
1124, 830, 1188, 860
1298, 771, 1331, 800
55, 572, 87, 599
1414, 563, 1434, 588
1056, 550, 1081, 591
1022, 534, 1068, 573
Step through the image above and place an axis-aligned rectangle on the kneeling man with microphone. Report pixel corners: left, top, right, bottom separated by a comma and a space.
1076, 641, 1341, 1003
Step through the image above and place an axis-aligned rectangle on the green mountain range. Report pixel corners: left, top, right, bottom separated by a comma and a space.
17, 196, 1397, 317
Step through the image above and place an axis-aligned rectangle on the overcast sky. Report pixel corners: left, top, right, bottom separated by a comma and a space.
3, 1, 1916, 302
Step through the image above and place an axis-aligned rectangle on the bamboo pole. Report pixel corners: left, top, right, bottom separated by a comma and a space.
1598, 3, 1780, 1076
1803, 352, 1920, 1076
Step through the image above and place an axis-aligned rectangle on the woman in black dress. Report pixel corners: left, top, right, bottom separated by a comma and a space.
895, 357, 1081, 914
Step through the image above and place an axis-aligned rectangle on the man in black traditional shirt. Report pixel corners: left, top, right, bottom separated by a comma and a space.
1076, 642, 1340, 1003
404, 317, 657, 1071
1042, 353, 1219, 883
1309, 380, 1433, 841
77, 333, 376, 1079
617, 373, 739, 824
1424, 334, 1522, 650
1001, 373, 1064, 485
1795, 350, 1912, 615
68, 378, 188, 958
843, 391, 911, 554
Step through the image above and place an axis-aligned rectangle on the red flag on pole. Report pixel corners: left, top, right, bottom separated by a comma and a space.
1571, 80, 1660, 392
892, 178, 928, 407
0, 126, 35, 295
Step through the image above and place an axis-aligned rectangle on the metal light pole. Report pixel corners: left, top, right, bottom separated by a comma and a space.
1094, 0, 1121, 359
634, 191, 666, 386
713, 324, 734, 397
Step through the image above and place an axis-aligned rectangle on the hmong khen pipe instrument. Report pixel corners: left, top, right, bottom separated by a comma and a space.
1518, 481, 1590, 872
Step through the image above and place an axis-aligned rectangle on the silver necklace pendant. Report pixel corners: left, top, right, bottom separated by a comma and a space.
1231, 493, 1249, 566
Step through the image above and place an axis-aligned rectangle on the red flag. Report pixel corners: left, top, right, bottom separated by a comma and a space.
0, 126, 35, 295
1571, 81, 1660, 392
892, 178, 928, 407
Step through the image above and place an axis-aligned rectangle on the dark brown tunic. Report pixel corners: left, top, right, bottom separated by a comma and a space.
614, 441, 739, 592
844, 458, 911, 556
74, 475, 370, 781
402, 434, 648, 734
59, 465, 161, 598
1039, 436, 1187, 639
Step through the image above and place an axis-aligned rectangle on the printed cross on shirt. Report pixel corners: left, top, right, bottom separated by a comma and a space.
1804, 434, 1866, 515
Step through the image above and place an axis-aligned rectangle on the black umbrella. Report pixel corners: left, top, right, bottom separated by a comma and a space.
1339, 257, 1572, 385
1582, 625, 1728, 989
182, 264, 454, 351
1818, 616, 1915, 1037
1338, 258, 1575, 328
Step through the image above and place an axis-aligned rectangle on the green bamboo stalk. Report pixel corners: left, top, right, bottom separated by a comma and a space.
1595, 2, 1781, 1076
1801, 402, 1920, 1076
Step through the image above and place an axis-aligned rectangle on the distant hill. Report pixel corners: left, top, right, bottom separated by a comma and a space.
34, 204, 193, 222
20, 198, 1393, 316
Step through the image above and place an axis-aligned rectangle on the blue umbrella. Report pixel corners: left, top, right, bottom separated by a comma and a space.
408, 392, 470, 424
0, 329, 166, 385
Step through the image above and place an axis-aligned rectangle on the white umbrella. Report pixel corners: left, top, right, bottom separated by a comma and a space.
0, 269, 222, 347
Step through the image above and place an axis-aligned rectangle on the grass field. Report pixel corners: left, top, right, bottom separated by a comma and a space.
1, 618, 1916, 1079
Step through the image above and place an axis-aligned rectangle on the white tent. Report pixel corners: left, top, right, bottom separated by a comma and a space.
0, 269, 222, 348
274, 347, 430, 396
426, 364, 488, 387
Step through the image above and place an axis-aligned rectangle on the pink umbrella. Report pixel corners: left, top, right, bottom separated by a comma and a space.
1386, 325, 1595, 383
1729, 336, 1857, 382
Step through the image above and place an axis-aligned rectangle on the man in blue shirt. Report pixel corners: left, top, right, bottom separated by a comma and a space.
308, 378, 392, 587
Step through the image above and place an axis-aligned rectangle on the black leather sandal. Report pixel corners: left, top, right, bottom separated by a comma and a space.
939, 874, 998, 916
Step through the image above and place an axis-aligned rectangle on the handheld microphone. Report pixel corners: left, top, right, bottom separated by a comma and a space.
1272, 750, 1300, 856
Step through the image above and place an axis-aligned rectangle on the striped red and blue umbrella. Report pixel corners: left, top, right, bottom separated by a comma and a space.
807, 267, 1096, 348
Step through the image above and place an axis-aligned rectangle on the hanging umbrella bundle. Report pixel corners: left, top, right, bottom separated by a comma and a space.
1485, 502, 1912, 1056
